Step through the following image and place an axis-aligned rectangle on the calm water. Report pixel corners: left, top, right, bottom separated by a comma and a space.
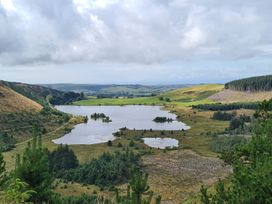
143, 138, 179, 149
53, 105, 189, 145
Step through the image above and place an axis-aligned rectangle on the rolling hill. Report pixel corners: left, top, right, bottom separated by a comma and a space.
42, 83, 189, 97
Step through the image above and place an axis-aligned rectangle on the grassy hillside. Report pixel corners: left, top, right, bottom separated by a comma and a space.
225, 75, 272, 91
0, 80, 85, 150
0, 83, 42, 113
160, 84, 224, 102
74, 84, 224, 106
1, 80, 84, 107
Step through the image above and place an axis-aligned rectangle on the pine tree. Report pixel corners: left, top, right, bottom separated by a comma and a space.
115, 171, 161, 204
13, 126, 55, 203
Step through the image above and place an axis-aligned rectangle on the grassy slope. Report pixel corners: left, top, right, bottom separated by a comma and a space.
74, 84, 224, 106
0, 83, 42, 113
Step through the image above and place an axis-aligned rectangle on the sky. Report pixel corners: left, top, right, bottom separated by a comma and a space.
0, 0, 272, 85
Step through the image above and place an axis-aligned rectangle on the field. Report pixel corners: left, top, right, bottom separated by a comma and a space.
74, 84, 223, 106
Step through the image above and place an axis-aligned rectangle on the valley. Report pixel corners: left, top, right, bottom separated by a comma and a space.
0, 75, 271, 203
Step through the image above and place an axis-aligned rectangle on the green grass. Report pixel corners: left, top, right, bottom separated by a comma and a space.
74, 96, 164, 106
74, 84, 223, 107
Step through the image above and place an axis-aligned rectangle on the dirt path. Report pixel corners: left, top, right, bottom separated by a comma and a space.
14, 121, 71, 147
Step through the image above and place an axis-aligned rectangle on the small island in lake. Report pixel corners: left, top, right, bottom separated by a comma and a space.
90, 113, 112, 123
153, 116, 174, 123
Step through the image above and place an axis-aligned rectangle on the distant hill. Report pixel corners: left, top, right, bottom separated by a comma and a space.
225, 75, 272, 92
42, 84, 190, 97
1, 80, 85, 108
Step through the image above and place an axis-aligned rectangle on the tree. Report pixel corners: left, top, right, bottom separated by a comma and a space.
48, 144, 78, 174
13, 127, 55, 203
201, 99, 272, 203
3, 178, 36, 204
115, 171, 161, 204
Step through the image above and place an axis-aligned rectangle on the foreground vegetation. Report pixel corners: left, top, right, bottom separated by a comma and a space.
201, 99, 272, 203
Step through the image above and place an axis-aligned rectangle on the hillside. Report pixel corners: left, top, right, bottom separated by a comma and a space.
225, 75, 272, 91
0, 80, 85, 149
160, 84, 224, 102
0, 83, 43, 113
1, 80, 84, 107
208, 75, 272, 103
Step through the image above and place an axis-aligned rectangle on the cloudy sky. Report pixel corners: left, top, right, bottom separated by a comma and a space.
0, 0, 271, 84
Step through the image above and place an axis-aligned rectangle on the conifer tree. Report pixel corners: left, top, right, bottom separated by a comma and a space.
14, 125, 54, 203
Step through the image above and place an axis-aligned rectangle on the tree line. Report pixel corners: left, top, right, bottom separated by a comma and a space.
225, 75, 272, 92
192, 102, 261, 111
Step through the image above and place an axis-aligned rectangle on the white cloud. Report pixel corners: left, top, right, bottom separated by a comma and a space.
0, 0, 272, 65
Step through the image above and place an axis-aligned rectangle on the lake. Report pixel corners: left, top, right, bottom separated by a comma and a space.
143, 138, 179, 149
53, 105, 189, 145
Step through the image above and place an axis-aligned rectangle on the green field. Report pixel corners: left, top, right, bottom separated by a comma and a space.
74, 84, 224, 106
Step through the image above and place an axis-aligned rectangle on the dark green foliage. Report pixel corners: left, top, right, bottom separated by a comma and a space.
211, 111, 236, 121
57, 150, 140, 187
225, 75, 272, 91
153, 117, 173, 123
0, 148, 7, 189
0, 132, 15, 151
201, 99, 272, 203
192, 102, 260, 111
48, 144, 79, 174
107, 140, 113, 146
13, 130, 55, 203
129, 140, 135, 147
90, 113, 106, 119
210, 136, 247, 153
229, 118, 245, 130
